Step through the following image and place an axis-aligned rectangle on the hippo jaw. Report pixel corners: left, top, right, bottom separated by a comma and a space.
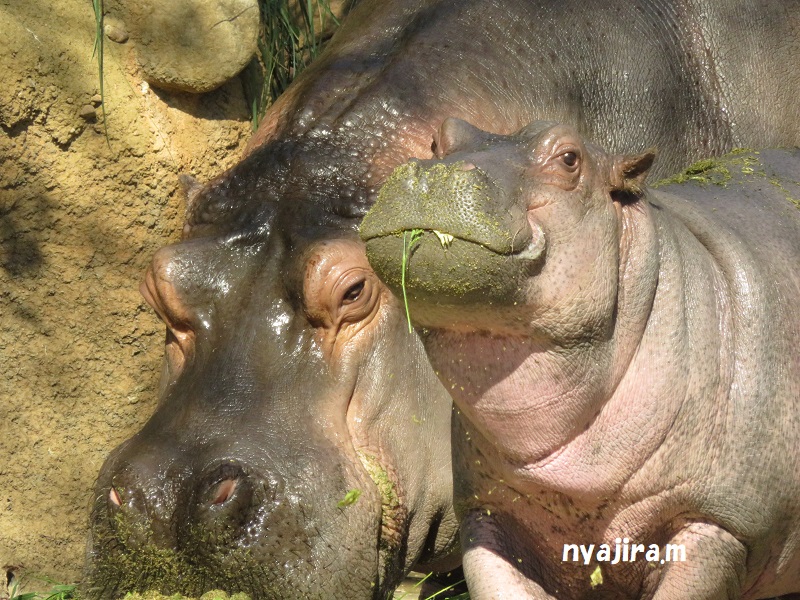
363, 229, 544, 310
360, 160, 546, 322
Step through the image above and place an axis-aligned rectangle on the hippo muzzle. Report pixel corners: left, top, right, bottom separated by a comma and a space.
360, 159, 545, 308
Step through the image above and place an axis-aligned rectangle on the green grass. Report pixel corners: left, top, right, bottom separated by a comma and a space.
9, 578, 76, 600
244, 0, 346, 130
401, 229, 424, 333
393, 571, 469, 600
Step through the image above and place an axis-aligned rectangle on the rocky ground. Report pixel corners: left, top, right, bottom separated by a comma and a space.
0, 0, 251, 593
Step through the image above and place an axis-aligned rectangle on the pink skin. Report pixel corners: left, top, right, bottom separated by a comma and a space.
409, 122, 800, 598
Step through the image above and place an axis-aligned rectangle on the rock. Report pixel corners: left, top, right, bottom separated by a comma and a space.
106, 0, 260, 94
78, 104, 96, 120
104, 17, 129, 43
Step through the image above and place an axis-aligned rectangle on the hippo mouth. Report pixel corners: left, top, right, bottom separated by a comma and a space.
359, 159, 546, 305
362, 226, 545, 306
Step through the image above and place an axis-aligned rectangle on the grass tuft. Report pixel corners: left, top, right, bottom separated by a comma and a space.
244, 0, 347, 130
392, 571, 469, 599
9, 577, 77, 600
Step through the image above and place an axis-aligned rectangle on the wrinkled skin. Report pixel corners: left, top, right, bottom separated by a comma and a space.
89, 0, 800, 597
361, 119, 800, 599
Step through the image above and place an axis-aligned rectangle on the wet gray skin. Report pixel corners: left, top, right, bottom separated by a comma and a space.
361, 119, 800, 598
88, 0, 800, 597
88, 208, 461, 598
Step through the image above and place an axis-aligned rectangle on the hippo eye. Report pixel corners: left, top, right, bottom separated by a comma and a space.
342, 280, 365, 304
334, 271, 379, 327
303, 240, 381, 332
560, 151, 578, 168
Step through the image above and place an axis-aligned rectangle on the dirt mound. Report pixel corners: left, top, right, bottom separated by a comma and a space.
0, 0, 251, 592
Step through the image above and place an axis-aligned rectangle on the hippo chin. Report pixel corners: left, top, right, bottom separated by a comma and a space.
362, 118, 800, 598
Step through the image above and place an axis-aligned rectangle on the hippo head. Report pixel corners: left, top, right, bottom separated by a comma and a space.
86, 145, 459, 598
360, 118, 654, 336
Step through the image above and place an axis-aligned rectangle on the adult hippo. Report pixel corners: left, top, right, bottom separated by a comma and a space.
88, 0, 800, 597
360, 119, 800, 598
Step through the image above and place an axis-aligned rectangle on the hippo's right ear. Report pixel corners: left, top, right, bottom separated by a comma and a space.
609, 150, 656, 200
179, 174, 204, 211
433, 117, 487, 158
179, 174, 205, 239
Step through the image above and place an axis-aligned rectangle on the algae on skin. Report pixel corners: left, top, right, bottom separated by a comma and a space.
338, 488, 362, 508
589, 565, 603, 588
399, 228, 459, 332
121, 591, 251, 600
654, 148, 761, 187
86, 512, 256, 599
356, 451, 404, 554
653, 148, 800, 208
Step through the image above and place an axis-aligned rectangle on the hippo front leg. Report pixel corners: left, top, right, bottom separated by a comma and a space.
646, 523, 746, 599
460, 510, 557, 599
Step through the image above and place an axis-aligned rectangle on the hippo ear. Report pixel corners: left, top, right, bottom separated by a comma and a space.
433, 117, 486, 158
179, 174, 204, 210
610, 150, 656, 200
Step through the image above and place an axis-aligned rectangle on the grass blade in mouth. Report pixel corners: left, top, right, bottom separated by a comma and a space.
401, 229, 424, 333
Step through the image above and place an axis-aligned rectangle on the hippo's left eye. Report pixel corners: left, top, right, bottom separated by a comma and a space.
303, 240, 381, 334
333, 270, 380, 327
342, 280, 365, 304
560, 151, 578, 168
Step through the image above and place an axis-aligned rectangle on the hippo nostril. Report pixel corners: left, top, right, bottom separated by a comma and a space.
459, 162, 476, 171
211, 478, 238, 505
109, 487, 122, 507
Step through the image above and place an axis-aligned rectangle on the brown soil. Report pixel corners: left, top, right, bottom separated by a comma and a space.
0, 0, 251, 594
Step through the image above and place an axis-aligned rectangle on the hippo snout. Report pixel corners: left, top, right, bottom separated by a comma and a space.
360, 160, 543, 310
101, 458, 279, 551
361, 161, 530, 254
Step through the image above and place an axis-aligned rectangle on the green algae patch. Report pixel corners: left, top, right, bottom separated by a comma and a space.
357, 451, 404, 554
654, 148, 761, 187
85, 513, 254, 599
589, 565, 603, 588
121, 592, 251, 600
338, 488, 363, 508
768, 176, 800, 210
360, 161, 510, 252
653, 148, 800, 208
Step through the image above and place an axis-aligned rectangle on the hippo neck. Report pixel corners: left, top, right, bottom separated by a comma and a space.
424, 199, 676, 500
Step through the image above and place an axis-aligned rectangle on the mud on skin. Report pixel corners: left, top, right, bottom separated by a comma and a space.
87, 0, 800, 597
361, 118, 800, 598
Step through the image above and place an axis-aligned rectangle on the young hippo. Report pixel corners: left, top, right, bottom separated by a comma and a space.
360, 119, 800, 599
